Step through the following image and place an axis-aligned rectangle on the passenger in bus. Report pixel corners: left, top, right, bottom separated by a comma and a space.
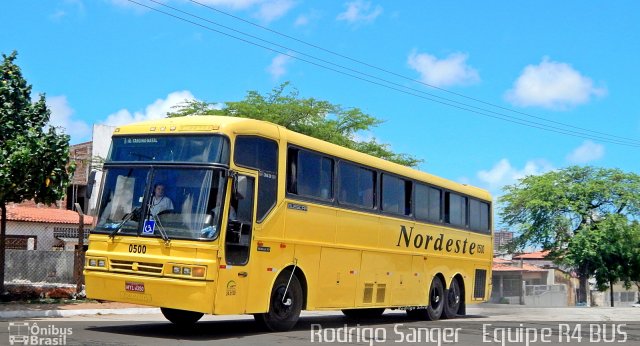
150, 183, 174, 216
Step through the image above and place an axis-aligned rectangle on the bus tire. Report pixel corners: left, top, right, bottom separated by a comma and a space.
160, 307, 203, 326
341, 308, 385, 319
254, 270, 303, 332
406, 276, 444, 321
442, 277, 461, 319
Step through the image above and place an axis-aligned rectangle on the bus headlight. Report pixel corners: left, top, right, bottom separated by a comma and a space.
167, 264, 206, 278
191, 267, 206, 278
86, 257, 108, 270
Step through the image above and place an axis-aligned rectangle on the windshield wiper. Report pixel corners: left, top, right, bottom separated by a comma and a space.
109, 206, 141, 238
144, 199, 171, 245
153, 216, 171, 245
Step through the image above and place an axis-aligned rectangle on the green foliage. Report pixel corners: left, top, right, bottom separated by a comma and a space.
499, 166, 640, 257
167, 82, 422, 167
499, 166, 640, 297
0, 51, 73, 206
566, 215, 640, 291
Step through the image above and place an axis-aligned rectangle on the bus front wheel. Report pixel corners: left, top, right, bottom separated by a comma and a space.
160, 307, 203, 326
254, 270, 303, 332
406, 276, 444, 321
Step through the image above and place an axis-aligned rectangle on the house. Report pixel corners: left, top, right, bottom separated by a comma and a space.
2, 204, 93, 251
1, 204, 94, 284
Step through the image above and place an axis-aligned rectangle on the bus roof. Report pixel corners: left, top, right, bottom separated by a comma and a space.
114, 116, 492, 201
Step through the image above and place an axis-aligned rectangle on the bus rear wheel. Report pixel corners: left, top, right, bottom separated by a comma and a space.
254, 270, 303, 332
341, 308, 385, 319
160, 307, 203, 326
442, 277, 461, 319
406, 276, 444, 321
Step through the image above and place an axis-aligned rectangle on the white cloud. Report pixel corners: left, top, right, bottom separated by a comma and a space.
102, 91, 196, 126
337, 0, 383, 24
407, 51, 480, 87
254, 0, 296, 22
267, 54, 292, 79
47, 95, 91, 143
294, 14, 309, 26
477, 158, 554, 192
566, 140, 604, 164
505, 57, 607, 110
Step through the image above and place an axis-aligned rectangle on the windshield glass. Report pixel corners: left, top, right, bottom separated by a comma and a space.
108, 135, 229, 164
94, 167, 227, 241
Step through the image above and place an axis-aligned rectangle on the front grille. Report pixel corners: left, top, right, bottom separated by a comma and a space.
474, 269, 487, 299
110, 260, 163, 275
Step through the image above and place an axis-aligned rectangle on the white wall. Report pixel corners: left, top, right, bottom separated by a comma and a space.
88, 124, 116, 215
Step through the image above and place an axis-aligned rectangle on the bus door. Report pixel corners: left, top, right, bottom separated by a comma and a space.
214, 172, 256, 314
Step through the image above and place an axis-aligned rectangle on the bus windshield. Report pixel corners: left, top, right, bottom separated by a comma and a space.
94, 167, 227, 241
108, 135, 229, 164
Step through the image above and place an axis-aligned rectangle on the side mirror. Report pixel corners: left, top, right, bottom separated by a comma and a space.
234, 175, 248, 200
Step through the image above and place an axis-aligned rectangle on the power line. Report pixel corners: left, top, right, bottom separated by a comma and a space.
126, 0, 640, 148
186, 0, 638, 145
144, 0, 640, 146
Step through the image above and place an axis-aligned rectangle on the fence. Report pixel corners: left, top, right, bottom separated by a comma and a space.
3, 220, 88, 291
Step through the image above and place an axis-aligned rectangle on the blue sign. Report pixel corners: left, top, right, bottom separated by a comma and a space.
143, 220, 156, 235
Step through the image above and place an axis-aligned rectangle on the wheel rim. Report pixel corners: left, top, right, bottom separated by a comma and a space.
272, 285, 294, 319
430, 284, 441, 310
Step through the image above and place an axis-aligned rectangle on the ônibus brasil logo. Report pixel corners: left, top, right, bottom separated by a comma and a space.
7, 322, 72, 345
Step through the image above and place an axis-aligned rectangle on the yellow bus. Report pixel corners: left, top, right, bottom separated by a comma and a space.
85, 116, 493, 331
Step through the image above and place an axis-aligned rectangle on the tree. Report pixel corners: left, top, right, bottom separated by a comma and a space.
0, 51, 73, 294
499, 166, 640, 304
566, 215, 640, 306
167, 82, 422, 167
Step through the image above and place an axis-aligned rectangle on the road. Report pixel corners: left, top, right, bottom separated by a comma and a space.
2, 305, 640, 345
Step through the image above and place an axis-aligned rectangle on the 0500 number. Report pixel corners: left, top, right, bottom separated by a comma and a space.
129, 244, 146, 254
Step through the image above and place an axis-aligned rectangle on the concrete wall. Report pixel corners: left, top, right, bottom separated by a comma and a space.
5, 249, 75, 284
524, 289, 568, 307
88, 124, 116, 215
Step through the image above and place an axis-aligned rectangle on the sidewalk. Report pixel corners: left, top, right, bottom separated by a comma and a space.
0, 301, 160, 319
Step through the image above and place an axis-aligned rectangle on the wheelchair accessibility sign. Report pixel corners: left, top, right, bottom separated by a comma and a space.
143, 220, 155, 235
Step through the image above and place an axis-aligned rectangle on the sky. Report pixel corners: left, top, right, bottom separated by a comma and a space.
2, 1, 640, 226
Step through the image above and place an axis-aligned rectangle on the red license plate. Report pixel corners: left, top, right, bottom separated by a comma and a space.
125, 282, 145, 292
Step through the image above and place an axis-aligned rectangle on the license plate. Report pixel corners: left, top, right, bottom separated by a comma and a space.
125, 282, 145, 292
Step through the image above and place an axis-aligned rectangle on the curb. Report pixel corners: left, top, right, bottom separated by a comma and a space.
0, 307, 161, 319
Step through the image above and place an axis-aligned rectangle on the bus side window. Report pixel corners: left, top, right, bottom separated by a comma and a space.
288, 148, 334, 200
338, 162, 375, 209
234, 136, 278, 222
445, 192, 467, 227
